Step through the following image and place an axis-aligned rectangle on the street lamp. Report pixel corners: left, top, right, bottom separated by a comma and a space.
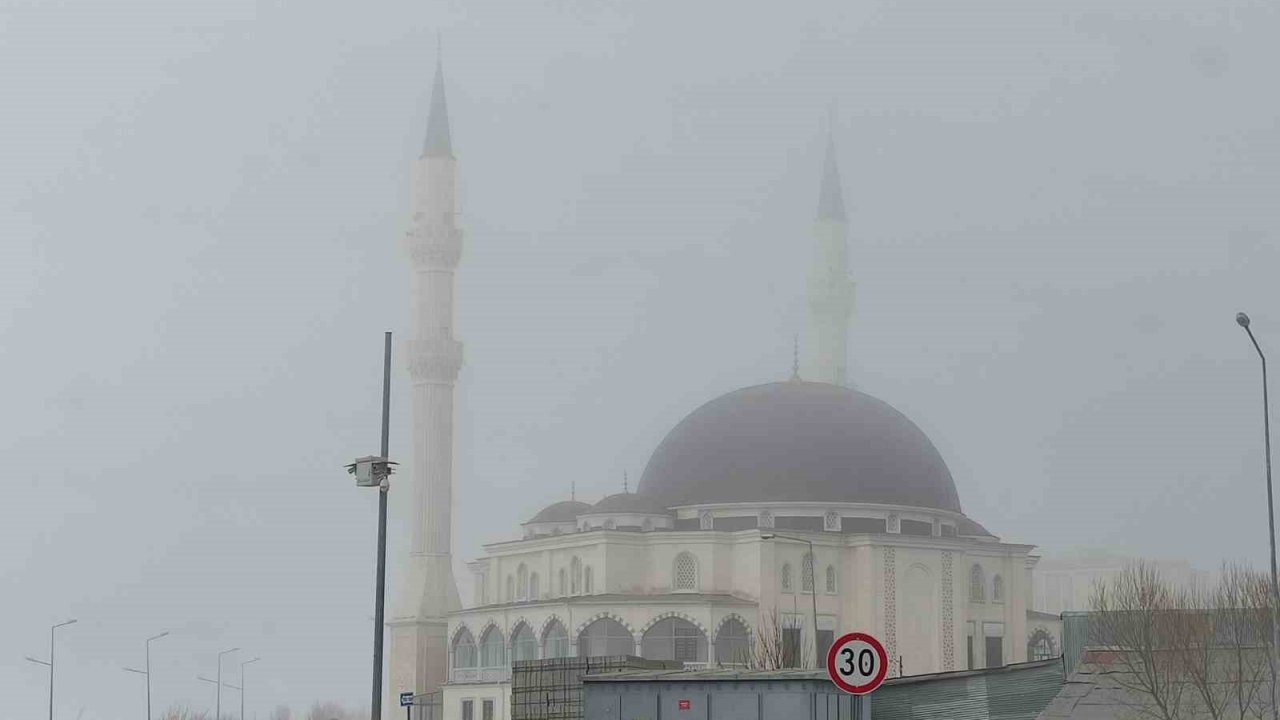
346, 331, 396, 720
240, 657, 260, 720
124, 631, 170, 720
25, 618, 76, 720
1237, 311, 1279, 720
760, 533, 821, 668
216, 647, 240, 720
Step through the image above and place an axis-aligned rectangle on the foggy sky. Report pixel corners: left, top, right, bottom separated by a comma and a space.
3, 0, 1279, 717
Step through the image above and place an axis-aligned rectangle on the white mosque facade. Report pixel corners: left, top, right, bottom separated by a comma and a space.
387, 52, 1054, 720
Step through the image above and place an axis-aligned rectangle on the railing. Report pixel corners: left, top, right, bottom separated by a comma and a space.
449, 666, 511, 684
682, 662, 709, 671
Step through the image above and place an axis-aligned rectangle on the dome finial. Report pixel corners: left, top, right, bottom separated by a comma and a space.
791, 334, 801, 381
623, 470, 629, 494
571, 481, 576, 502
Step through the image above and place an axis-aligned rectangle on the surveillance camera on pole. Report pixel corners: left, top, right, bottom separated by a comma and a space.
346, 456, 397, 489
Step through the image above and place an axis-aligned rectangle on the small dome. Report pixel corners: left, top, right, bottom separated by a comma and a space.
589, 492, 670, 515
526, 500, 591, 524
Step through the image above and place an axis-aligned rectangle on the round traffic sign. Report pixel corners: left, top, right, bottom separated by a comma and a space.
826, 632, 888, 695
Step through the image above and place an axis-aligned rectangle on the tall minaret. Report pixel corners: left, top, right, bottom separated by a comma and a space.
802, 118, 855, 386
388, 43, 463, 706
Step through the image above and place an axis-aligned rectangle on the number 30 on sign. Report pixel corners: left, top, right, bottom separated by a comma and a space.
826, 632, 888, 695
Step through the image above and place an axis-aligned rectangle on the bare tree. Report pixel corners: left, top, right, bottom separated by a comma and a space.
269, 706, 292, 720
737, 608, 815, 670
1090, 561, 1188, 720
159, 706, 213, 720
1090, 561, 1278, 720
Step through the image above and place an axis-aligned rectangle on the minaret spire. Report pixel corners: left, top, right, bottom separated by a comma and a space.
817, 110, 846, 222
803, 105, 855, 386
422, 36, 453, 159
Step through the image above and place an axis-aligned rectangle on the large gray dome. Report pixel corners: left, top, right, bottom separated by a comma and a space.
640, 381, 962, 512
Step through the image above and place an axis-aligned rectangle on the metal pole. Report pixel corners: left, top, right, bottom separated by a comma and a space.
372, 331, 392, 720
216, 648, 239, 720
49, 624, 55, 720
807, 539, 819, 669
239, 657, 259, 720
143, 632, 168, 720
46, 619, 75, 720
1241, 315, 1280, 720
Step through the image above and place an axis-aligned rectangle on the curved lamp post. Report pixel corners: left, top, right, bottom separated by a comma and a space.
760, 533, 821, 668
1238, 312, 1279, 720
124, 631, 169, 720
240, 657, 260, 720
25, 619, 76, 720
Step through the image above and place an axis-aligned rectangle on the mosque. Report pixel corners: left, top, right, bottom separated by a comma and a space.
386, 49, 1059, 720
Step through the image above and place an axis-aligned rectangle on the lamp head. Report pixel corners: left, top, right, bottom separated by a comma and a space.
1238, 312, 1251, 328
760, 533, 776, 540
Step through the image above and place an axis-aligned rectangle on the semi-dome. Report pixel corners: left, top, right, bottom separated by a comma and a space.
640, 381, 962, 512
589, 492, 671, 515
526, 500, 591, 524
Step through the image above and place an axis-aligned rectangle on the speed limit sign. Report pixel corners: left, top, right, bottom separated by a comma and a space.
826, 632, 888, 695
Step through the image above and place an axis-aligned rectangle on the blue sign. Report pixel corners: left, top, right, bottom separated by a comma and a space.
399, 692, 414, 707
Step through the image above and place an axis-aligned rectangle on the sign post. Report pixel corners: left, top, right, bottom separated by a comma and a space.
826, 632, 888, 696
399, 691, 414, 720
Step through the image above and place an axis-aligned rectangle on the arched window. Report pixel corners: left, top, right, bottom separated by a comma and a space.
642, 617, 708, 662
970, 564, 986, 603
517, 564, 528, 601
642, 518, 653, 531
714, 618, 752, 667
584, 566, 594, 594
511, 623, 538, 662
452, 627, 477, 669
673, 552, 698, 591
571, 557, 582, 594
578, 617, 634, 657
781, 563, 794, 593
506, 575, 514, 602
1028, 628, 1056, 661
801, 552, 815, 593
529, 572, 540, 600
543, 619, 570, 658
479, 626, 505, 667
825, 565, 837, 594
603, 519, 616, 530
558, 568, 567, 596
992, 574, 1005, 603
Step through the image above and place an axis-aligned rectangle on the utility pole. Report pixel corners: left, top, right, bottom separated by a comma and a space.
348, 332, 396, 720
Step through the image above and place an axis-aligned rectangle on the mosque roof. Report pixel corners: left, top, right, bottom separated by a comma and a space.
588, 492, 671, 515
525, 500, 591, 524
640, 381, 963, 513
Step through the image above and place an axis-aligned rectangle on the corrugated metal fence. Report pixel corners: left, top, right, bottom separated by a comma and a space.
1061, 612, 1091, 676
871, 660, 1064, 720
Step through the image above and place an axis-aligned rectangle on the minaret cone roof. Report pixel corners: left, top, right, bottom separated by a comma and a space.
817, 131, 846, 222
422, 43, 453, 158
